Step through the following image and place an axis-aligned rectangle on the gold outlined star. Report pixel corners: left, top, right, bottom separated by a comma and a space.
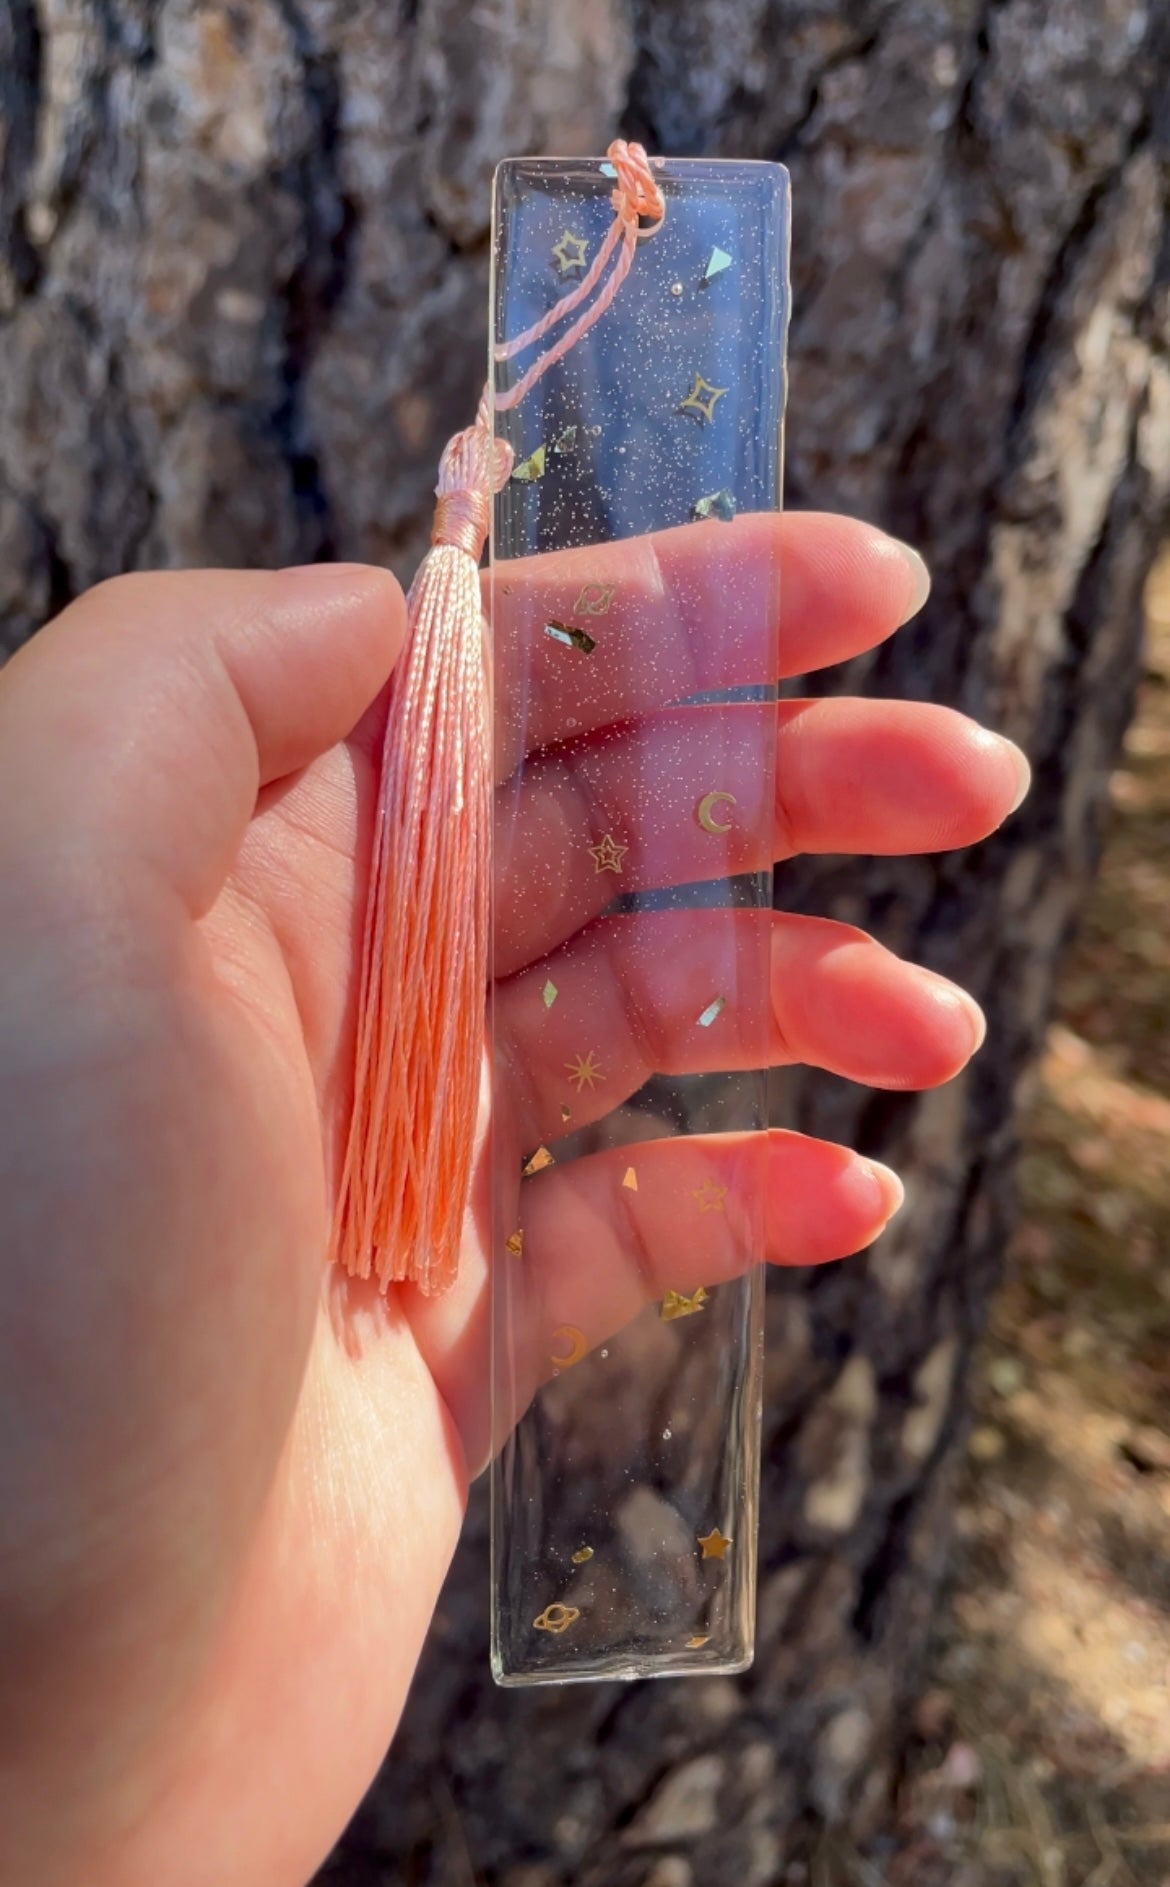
692, 1178, 728, 1214
588, 832, 628, 874
678, 373, 729, 424
566, 1051, 605, 1092
698, 1528, 732, 1560
552, 229, 589, 274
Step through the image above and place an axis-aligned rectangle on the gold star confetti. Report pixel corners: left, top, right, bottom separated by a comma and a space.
702, 245, 733, 283
697, 995, 727, 1027
575, 581, 615, 615
566, 1051, 604, 1092
560, 1103, 572, 1123
678, 374, 729, 424
542, 979, 558, 1008
693, 1178, 728, 1214
696, 791, 736, 833
621, 1166, 638, 1191
571, 1545, 594, 1565
552, 229, 589, 274
505, 1229, 524, 1257
549, 1324, 587, 1368
523, 1146, 556, 1176
534, 1602, 580, 1634
588, 832, 627, 874
544, 619, 597, 655
692, 488, 737, 523
511, 443, 546, 482
661, 1285, 709, 1321
698, 1528, 732, 1560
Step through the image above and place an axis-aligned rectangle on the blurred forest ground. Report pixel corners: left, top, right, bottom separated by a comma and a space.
817, 558, 1170, 1887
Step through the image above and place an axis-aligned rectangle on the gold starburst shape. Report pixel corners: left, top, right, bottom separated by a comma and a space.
566, 1050, 605, 1092
588, 832, 628, 874
678, 373, 729, 424
552, 229, 589, 274
697, 1528, 732, 1561
661, 1285, 709, 1321
692, 1178, 728, 1214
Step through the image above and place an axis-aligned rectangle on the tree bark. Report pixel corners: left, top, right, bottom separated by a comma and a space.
2, 1, 1168, 1878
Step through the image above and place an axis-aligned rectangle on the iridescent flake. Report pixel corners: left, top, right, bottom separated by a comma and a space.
621, 1166, 638, 1191
542, 978, 559, 1008
523, 1146, 556, 1176
534, 1602, 580, 1633
552, 229, 588, 274
702, 246, 733, 283
697, 995, 727, 1027
692, 489, 737, 523
599, 161, 617, 179
661, 1286, 709, 1321
544, 619, 597, 655
560, 1103, 572, 1123
678, 375, 729, 424
511, 444, 546, 482
571, 1545, 594, 1565
552, 425, 579, 453
686, 1635, 712, 1649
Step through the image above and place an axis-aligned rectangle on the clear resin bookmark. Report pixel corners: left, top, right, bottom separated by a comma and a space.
489, 154, 790, 1685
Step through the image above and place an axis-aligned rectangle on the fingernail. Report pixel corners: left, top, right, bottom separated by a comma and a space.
889, 537, 932, 624
278, 561, 374, 581
862, 1157, 905, 1228
956, 989, 988, 1054
999, 736, 1032, 813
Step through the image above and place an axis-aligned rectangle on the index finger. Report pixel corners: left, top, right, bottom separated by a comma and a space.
489, 510, 928, 780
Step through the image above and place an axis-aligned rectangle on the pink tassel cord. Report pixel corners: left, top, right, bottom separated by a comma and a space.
331, 142, 664, 1295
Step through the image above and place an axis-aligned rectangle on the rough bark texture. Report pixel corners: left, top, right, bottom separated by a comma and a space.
2, 1, 1168, 1879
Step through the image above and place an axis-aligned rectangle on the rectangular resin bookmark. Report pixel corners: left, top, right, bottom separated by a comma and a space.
488, 152, 790, 1685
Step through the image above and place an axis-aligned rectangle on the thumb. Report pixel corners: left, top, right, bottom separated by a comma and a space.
0, 565, 405, 918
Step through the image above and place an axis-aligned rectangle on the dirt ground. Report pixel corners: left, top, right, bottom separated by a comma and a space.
815, 560, 1170, 1887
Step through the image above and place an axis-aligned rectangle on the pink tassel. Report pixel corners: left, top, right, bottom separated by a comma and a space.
331, 143, 664, 1295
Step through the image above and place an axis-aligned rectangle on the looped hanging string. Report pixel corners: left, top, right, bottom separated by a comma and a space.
493, 140, 665, 414
331, 142, 665, 1295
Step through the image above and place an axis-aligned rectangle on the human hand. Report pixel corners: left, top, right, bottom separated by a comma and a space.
0, 517, 1027, 1887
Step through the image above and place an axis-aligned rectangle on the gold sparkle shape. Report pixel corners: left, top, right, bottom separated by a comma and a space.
534, 1602, 580, 1634
544, 619, 597, 655
505, 1228, 524, 1257
678, 374, 729, 424
661, 1285, 709, 1321
692, 489, 737, 524
588, 832, 628, 875
575, 581, 615, 616
696, 790, 737, 833
698, 1528, 732, 1560
549, 1324, 587, 1368
552, 229, 589, 274
571, 1545, 594, 1565
686, 1635, 711, 1649
560, 1103, 572, 1123
566, 1051, 604, 1092
511, 444, 546, 482
621, 1166, 638, 1191
693, 1178, 728, 1214
542, 979, 559, 1009
523, 1145, 556, 1176
697, 995, 727, 1028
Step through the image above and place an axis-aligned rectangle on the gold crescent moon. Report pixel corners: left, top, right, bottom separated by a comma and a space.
549, 1324, 588, 1369
696, 790, 737, 834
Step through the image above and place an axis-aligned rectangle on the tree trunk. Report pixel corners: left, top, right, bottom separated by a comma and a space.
2, 1, 1167, 1878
